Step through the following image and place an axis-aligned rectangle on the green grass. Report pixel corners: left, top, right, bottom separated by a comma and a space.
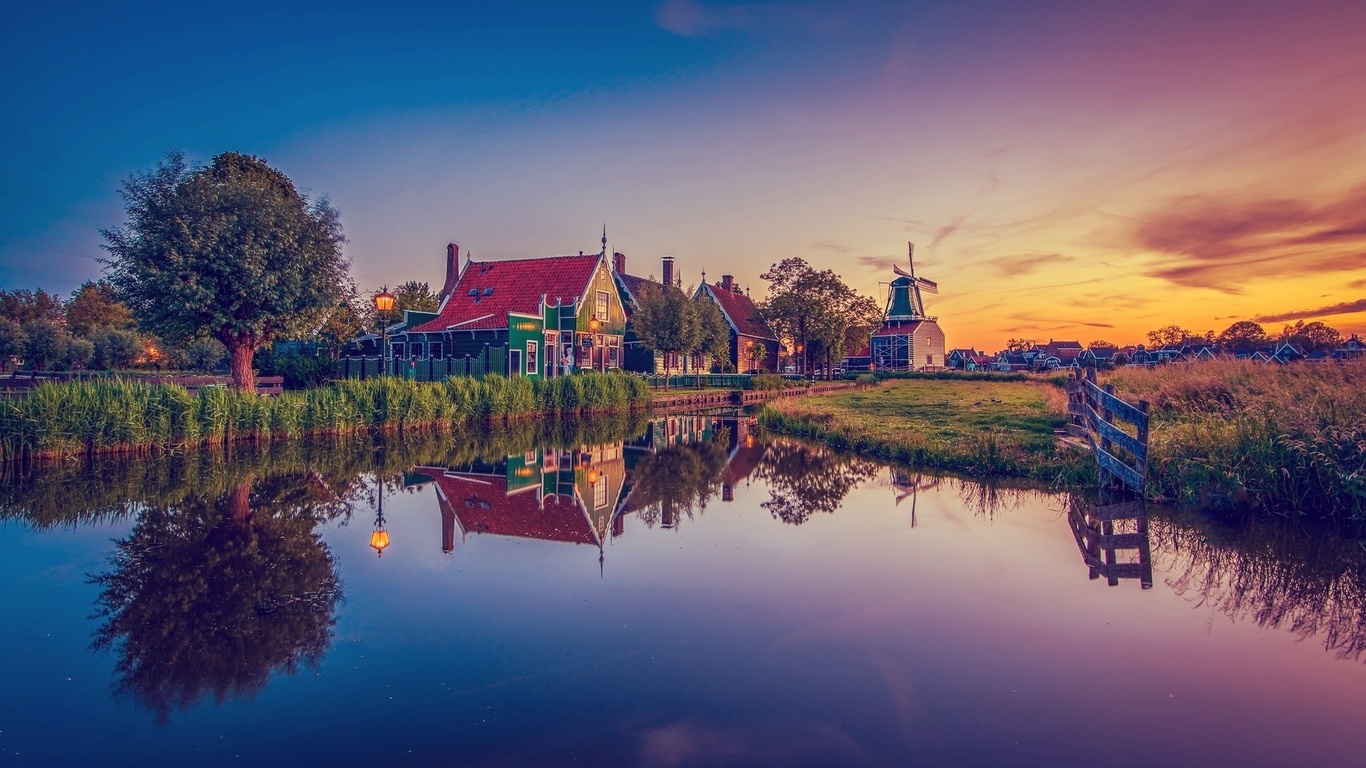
757, 378, 1091, 484
0, 372, 652, 462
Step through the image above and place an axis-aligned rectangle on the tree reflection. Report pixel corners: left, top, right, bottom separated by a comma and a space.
754, 439, 879, 525
90, 473, 342, 721
1151, 514, 1366, 661
627, 437, 731, 529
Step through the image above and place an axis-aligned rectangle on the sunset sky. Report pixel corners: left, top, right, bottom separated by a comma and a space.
3, 0, 1364, 349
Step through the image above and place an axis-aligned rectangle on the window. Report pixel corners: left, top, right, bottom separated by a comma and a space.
593, 475, 608, 509
595, 290, 609, 321
526, 341, 538, 374
411, 343, 424, 358
430, 343, 443, 359
392, 343, 405, 359
510, 349, 523, 376
927, 355, 933, 364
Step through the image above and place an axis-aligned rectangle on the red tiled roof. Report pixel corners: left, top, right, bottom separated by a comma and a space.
411, 254, 602, 333
871, 320, 925, 337
414, 468, 597, 545
705, 283, 776, 340
616, 272, 654, 304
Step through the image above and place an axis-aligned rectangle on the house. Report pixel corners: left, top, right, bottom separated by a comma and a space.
366, 241, 628, 379
697, 274, 781, 373
1335, 334, 1365, 361
867, 245, 946, 371
1079, 346, 1119, 368
1270, 342, 1307, 364
994, 352, 1032, 372
612, 252, 708, 374
948, 348, 991, 371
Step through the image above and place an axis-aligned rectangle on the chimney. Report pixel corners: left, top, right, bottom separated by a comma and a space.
440, 243, 460, 301
662, 255, 675, 288
721, 274, 734, 293
613, 251, 626, 275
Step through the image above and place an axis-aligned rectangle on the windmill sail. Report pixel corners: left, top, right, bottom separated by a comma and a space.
915, 277, 938, 294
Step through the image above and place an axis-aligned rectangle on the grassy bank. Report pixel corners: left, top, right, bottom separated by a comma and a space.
0, 372, 650, 462
757, 378, 1092, 485
1106, 360, 1366, 518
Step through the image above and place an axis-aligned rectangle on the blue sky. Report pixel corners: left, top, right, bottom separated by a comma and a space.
4, 0, 1365, 346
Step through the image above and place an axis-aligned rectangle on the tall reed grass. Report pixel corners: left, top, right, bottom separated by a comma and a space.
0, 372, 651, 462
1107, 360, 1366, 518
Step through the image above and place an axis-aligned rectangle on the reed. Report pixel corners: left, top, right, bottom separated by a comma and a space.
1106, 359, 1366, 518
0, 372, 653, 463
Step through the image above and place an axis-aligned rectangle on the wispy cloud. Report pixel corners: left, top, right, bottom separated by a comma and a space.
987, 251, 1073, 277
814, 239, 854, 253
1350, 277, 1366, 290
654, 0, 827, 38
1253, 298, 1366, 323
1136, 184, 1366, 292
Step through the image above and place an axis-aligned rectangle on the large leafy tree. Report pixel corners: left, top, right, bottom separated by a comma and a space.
759, 258, 875, 378
102, 151, 349, 390
0, 288, 64, 325
1215, 321, 1268, 353
693, 294, 731, 372
393, 280, 440, 314
1278, 320, 1342, 352
630, 281, 699, 384
66, 280, 133, 337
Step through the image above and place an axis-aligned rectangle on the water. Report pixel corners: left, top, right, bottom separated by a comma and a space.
3, 413, 1365, 767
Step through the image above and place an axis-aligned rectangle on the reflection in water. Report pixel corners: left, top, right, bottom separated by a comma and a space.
1151, 513, 1366, 660
6, 408, 1366, 730
754, 440, 880, 525
1066, 494, 1154, 589
90, 473, 343, 722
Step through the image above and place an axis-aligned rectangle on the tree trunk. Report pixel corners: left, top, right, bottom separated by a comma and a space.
228, 340, 256, 392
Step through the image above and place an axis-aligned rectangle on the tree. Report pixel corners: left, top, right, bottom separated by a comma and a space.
1006, 338, 1035, 353
88, 326, 144, 370
0, 319, 25, 372
744, 340, 767, 372
0, 288, 65, 325
66, 281, 133, 337
1215, 321, 1268, 353
102, 151, 348, 390
65, 337, 95, 370
22, 320, 69, 371
1146, 325, 1191, 348
631, 281, 699, 385
758, 258, 874, 379
184, 338, 228, 372
1088, 339, 1115, 349
393, 280, 440, 314
1278, 320, 1342, 352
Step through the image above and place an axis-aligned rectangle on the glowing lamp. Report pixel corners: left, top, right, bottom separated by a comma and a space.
374, 287, 396, 315
369, 527, 390, 557
587, 469, 600, 484
589, 315, 601, 333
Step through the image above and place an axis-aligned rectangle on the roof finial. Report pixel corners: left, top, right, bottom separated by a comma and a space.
601, 224, 608, 256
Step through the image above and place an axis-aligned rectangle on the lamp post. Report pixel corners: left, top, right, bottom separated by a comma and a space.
588, 315, 601, 372
370, 479, 391, 558
374, 286, 396, 377
795, 342, 805, 378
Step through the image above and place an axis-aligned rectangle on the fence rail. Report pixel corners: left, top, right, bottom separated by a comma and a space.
0, 373, 283, 396
1066, 367, 1150, 494
337, 347, 507, 382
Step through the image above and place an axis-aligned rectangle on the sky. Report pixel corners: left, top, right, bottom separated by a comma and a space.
2, 0, 1364, 350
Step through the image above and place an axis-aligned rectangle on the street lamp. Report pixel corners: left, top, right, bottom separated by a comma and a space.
588, 316, 601, 371
370, 480, 391, 558
374, 286, 396, 377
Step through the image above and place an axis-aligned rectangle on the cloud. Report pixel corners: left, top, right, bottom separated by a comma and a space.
987, 251, 1074, 277
1350, 277, 1366, 290
928, 213, 968, 248
1253, 298, 1366, 323
814, 239, 854, 253
654, 0, 824, 38
1135, 184, 1366, 292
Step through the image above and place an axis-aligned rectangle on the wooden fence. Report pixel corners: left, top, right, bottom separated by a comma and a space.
1066, 367, 1150, 494
337, 347, 508, 382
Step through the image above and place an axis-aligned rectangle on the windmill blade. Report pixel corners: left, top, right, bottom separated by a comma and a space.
915, 277, 939, 294
892, 264, 912, 278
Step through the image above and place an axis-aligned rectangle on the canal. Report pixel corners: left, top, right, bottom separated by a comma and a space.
2, 411, 1364, 766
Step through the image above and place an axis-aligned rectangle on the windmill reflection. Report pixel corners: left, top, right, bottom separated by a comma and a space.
890, 469, 939, 528
1066, 493, 1153, 589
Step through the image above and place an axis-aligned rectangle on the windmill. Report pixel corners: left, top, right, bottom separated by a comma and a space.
888, 242, 938, 321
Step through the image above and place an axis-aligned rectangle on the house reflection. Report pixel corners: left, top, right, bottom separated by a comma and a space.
414, 442, 628, 560
1066, 493, 1153, 589
410, 414, 767, 561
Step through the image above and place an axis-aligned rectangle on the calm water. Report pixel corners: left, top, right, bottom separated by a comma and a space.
3, 413, 1366, 767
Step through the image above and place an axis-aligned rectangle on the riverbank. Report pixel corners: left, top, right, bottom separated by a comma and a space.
757, 378, 1092, 485
0, 373, 652, 462
760, 361, 1366, 519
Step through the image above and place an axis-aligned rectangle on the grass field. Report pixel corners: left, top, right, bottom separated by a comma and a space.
757, 378, 1092, 485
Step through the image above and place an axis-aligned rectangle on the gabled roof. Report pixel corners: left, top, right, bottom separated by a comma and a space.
615, 272, 654, 306
701, 283, 777, 341
411, 254, 602, 333
1041, 339, 1083, 356
414, 467, 598, 546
